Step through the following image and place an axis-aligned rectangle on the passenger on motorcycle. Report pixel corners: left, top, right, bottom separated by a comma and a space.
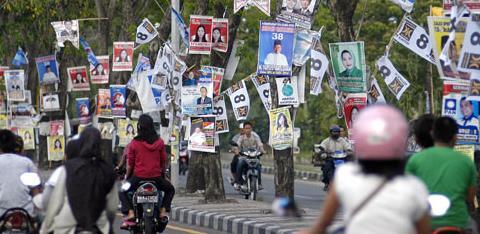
234, 122, 266, 190
121, 114, 175, 226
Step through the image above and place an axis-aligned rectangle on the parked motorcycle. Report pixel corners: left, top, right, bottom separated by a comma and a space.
237, 148, 262, 200
179, 141, 189, 176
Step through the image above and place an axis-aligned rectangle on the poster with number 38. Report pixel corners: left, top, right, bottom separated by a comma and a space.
257, 21, 295, 76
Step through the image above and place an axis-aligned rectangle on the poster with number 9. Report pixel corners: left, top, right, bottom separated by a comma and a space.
257, 21, 295, 76
457, 15, 480, 74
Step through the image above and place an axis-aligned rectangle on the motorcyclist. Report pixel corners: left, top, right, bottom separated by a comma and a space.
234, 122, 266, 190
319, 125, 352, 190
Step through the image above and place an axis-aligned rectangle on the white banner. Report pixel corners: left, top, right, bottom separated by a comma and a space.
310, 49, 329, 95
224, 39, 242, 80
227, 80, 250, 121
394, 17, 435, 64
368, 78, 387, 104
234, 0, 270, 15
136, 18, 158, 44
171, 56, 187, 90
390, 0, 415, 13
251, 75, 272, 112
298, 65, 306, 104
457, 15, 480, 74
51, 20, 79, 49
154, 45, 174, 77
137, 71, 160, 113
376, 56, 411, 100
276, 77, 299, 106
213, 96, 229, 133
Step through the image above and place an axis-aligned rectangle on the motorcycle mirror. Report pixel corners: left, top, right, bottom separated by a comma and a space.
20, 172, 41, 187
428, 194, 451, 217
121, 181, 131, 191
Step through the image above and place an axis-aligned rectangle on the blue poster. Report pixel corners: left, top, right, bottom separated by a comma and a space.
35, 55, 60, 84
181, 68, 213, 115
76, 98, 91, 124
110, 85, 126, 117
148, 74, 164, 111
257, 21, 295, 76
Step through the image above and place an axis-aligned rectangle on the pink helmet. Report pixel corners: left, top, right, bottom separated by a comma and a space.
352, 105, 408, 160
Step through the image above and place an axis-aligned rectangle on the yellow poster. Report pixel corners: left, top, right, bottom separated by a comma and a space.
269, 107, 293, 150
118, 119, 137, 147
0, 114, 7, 129
18, 127, 35, 150
47, 135, 65, 161
454, 144, 475, 161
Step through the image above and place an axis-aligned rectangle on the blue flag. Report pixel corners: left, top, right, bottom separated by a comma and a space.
12, 47, 28, 68
79, 37, 100, 68
171, 8, 190, 48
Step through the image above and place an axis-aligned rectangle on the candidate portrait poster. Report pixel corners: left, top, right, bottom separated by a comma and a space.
329, 42, 367, 93
51, 20, 79, 48
47, 135, 65, 161
257, 21, 295, 76
50, 120, 64, 136
112, 42, 134, 71
181, 68, 214, 115
97, 89, 112, 118
189, 15, 213, 54
5, 70, 25, 101
118, 119, 138, 147
202, 66, 224, 97
188, 116, 216, 153
41, 92, 60, 112
343, 93, 367, 131
269, 107, 293, 150
110, 85, 126, 117
18, 127, 35, 150
90, 55, 109, 84
212, 18, 229, 53
67, 66, 90, 91
9, 104, 36, 127
35, 55, 60, 85
443, 0, 480, 14
277, 0, 317, 29
76, 98, 91, 124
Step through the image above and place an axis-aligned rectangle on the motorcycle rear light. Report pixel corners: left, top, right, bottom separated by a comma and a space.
138, 183, 157, 195
8, 213, 26, 229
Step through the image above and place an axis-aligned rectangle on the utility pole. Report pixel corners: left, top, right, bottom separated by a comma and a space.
170, 0, 180, 188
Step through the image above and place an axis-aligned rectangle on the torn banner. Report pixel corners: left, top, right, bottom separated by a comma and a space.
376, 56, 410, 100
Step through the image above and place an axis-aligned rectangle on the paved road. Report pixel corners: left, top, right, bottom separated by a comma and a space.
113, 217, 224, 234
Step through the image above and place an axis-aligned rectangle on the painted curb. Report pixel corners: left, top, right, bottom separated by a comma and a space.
221, 163, 322, 181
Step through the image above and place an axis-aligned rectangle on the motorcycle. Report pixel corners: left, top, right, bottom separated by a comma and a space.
121, 181, 167, 234
313, 145, 350, 191
238, 148, 263, 200
179, 141, 189, 176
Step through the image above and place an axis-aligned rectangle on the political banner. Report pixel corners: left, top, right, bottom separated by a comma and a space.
90, 55, 109, 84
224, 39, 241, 81
277, 0, 317, 29
329, 42, 367, 93
213, 96, 229, 133
112, 42, 134, 71
110, 85, 126, 117
343, 93, 367, 131
212, 18, 229, 52
276, 76, 299, 106
51, 20, 79, 48
293, 29, 315, 66
442, 79, 479, 144
457, 15, 480, 74
135, 18, 158, 44
252, 75, 272, 111
171, 56, 187, 90
137, 71, 159, 113
9, 103, 36, 127
189, 15, 213, 54
98, 121, 115, 140
376, 56, 411, 100
428, 16, 469, 80
97, 89, 112, 118
443, 0, 480, 14
47, 135, 64, 161
12, 47, 28, 68
394, 17, 435, 64
171, 8, 190, 48
133, 53, 151, 74
154, 45, 174, 77
35, 55, 60, 84
269, 107, 293, 150
227, 80, 250, 121
79, 37, 99, 68
5, 70, 25, 101
234, 0, 271, 15
181, 68, 214, 115
368, 78, 387, 104
310, 49, 329, 95
41, 92, 60, 112
257, 21, 295, 76
76, 98, 90, 124
50, 120, 64, 136
470, 77, 480, 99
202, 66, 224, 97
0, 114, 6, 129
67, 66, 90, 91
151, 73, 168, 90
454, 144, 475, 161
18, 127, 35, 150
390, 0, 415, 12
118, 119, 138, 147
188, 116, 216, 153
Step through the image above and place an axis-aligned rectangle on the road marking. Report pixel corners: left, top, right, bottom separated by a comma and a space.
166, 224, 207, 234
294, 194, 318, 200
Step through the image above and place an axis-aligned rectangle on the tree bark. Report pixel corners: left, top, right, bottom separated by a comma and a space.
326, 0, 360, 41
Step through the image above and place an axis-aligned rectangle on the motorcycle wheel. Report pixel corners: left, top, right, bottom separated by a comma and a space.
249, 177, 257, 201
144, 216, 155, 234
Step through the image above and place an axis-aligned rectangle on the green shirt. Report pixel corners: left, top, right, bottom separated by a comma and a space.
406, 147, 477, 229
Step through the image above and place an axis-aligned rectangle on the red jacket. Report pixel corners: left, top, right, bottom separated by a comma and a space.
127, 138, 167, 178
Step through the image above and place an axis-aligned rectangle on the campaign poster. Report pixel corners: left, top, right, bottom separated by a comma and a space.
171, 56, 187, 90
293, 29, 315, 66
51, 20, 79, 48
112, 42, 134, 71
212, 18, 229, 53
457, 15, 480, 74
35, 55, 60, 84
47, 135, 65, 161
5, 70, 25, 101
277, 0, 317, 29
188, 116, 216, 153
252, 75, 272, 111
0, 114, 7, 129
41, 93, 60, 112
376, 56, 411, 100
257, 21, 295, 76
90, 55, 109, 84
310, 49, 329, 95
213, 96, 229, 134
118, 119, 138, 147
470, 77, 480, 98
50, 120, 65, 136
135, 18, 158, 44
98, 121, 115, 140
269, 107, 293, 150
443, 0, 480, 14
202, 66, 224, 97
18, 127, 35, 150
189, 15, 213, 54
368, 78, 387, 104
428, 16, 469, 80
76, 98, 91, 124
67, 66, 90, 91
343, 93, 367, 131
394, 17, 436, 64
97, 89, 112, 118
181, 68, 214, 115
227, 80, 250, 120
9, 104, 36, 127
390, 0, 416, 12
276, 76, 299, 106
151, 73, 168, 90
133, 53, 151, 74
329, 42, 367, 93
110, 85, 126, 117
442, 80, 479, 144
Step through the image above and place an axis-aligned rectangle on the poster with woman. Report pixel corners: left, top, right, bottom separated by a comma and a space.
67, 66, 90, 91
343, 93, 367, 131
5, 70, 25, 101
47, 135, 64, 161
112, 42, 134, 71
181, 68, 214, 115
35, 55, 60, 84
189, 15, 213, 54
76, 98, 91, 124
212, 18, 229, 52
90, 55, 109, 84
269, 107, 293, 150
110, 85, 126, 117
18, 127, 35, 150
188, 116, 216, 153
257, 21, 295, 76
118, 119, 138, 147
329, 42, 367, 93
97, 89, 112, 118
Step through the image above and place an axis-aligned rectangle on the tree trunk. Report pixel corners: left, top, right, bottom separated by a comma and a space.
185, 151, 206, 193
327, 0, 360, 41
203, 147, 226, 201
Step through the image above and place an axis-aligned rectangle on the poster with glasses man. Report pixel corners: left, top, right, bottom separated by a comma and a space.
257, 21, 295, 76
329, 42, 367, 93
51, 20, 79, 48
277, 0, 317, 29
181, 68, 214, 115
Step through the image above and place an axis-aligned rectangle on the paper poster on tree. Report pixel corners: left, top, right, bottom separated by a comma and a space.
269, 107, 293, 150
329, 42, 367, 93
